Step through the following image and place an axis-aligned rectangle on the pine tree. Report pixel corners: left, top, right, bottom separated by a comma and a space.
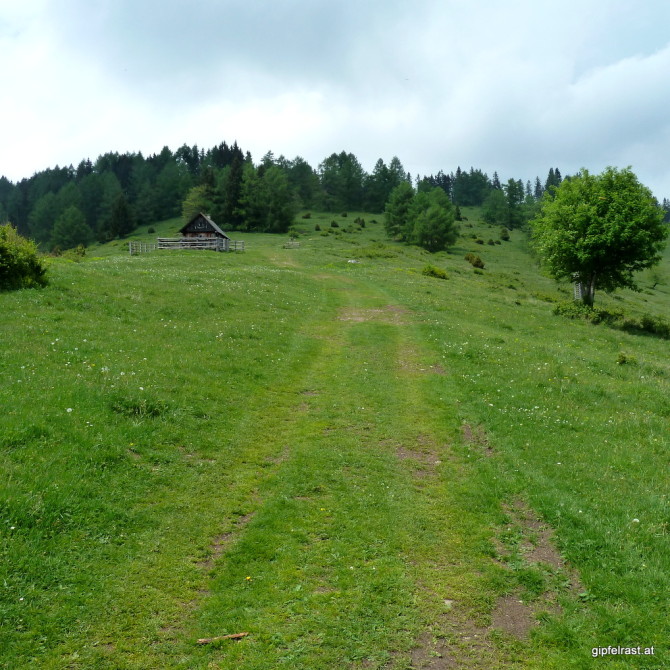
109, 193, 134, 238
222, 155, 244, 228
51, 206, 90, 250
384, 181, 414, 240
545, 168, 556, 192
408, 188, 458, 252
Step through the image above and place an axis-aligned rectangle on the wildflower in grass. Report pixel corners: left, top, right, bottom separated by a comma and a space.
66, 408, 73, 413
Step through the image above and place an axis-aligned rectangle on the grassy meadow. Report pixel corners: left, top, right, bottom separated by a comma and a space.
1, 211, 669, 669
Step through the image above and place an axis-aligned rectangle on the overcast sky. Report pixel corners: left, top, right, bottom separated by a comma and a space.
2, 0, 670, 198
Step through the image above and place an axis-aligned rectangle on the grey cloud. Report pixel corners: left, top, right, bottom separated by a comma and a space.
2, 0, 670, 197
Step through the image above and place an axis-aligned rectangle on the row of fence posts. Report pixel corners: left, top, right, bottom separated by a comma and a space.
129, 239, 245, 255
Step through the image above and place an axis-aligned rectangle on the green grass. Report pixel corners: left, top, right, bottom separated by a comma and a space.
1, 212, 669, 668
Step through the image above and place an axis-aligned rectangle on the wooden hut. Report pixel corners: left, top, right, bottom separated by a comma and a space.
131, 213, 244, 254
179, 213, 231, 249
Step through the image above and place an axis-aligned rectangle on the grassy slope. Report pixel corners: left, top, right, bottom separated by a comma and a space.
1, 212, 668, 669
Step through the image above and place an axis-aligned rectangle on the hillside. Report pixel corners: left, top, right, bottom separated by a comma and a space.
1, 212, 669, 669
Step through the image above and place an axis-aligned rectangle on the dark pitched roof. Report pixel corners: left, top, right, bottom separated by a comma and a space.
179, 212, 230, 239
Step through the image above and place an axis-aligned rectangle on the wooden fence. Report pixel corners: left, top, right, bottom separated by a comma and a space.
128, 241, 157, 255
129, 238, 245, 255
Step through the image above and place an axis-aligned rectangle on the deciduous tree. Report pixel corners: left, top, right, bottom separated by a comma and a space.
531, 167, 667, 305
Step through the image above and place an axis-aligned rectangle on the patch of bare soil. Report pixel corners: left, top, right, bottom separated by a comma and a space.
502, 500, 583, 593
461, 424, 494, 456
397, 445, 443, 480
405, 593, 541, 667
405, 499, 582, 668
406, 613, 497, 669
491, 595, 538, 638
337, 304, 408, 324
196, 512, 255, 572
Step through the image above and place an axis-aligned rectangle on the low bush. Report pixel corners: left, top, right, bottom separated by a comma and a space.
500, 228, 510, 241
350, 243, 398, 259
315, 224, 321, 231
0, 224, 48, 290
302, 212, 312, 219
475, 238, 484, 245
465, 253, 485, 269
331, 220, 339, 228
553, 302, 670, 340
62, 244, 86, 262
552, 301, 623, 325
147, 226, 155, 234
623, 314, 670, 339
422, 264, 449, 280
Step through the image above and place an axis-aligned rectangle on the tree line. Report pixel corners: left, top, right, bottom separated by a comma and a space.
5, 138, 663, 252
0, 145, 416, 250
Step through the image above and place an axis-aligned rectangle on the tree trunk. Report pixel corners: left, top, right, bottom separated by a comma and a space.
582, 272, 597, 306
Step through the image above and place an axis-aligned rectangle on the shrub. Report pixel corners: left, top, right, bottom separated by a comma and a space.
487, 239, 495, 245
302, 212, 312, 219
475, 238, 484, 245
500, 227, 510, 241
422, 264, 449, 280
315, 224, 321, 231
552, 301, 623, 324
465, 253, 485, 269
639, 314, 670, 338
0, 224, 48, 290
350, 243, 398, 259
341, 212, 348, 217
147, 226, 155, 234
63, 244, 86, 262
331, 220, 339, 228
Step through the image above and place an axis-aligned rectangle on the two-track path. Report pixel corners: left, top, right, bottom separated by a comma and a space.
52, 258, 511, 669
